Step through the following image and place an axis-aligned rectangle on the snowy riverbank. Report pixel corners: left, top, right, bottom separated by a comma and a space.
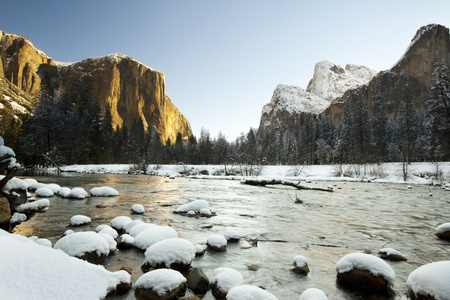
53, 162, 450, 185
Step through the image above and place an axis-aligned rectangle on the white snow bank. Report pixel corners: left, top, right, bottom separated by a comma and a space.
35, 187, 54, 197
110, 216, 132, 231
300, 288, 328, 300
211, 267, 244, 295
70, 215, 91, 226
134, 226, 178, 250
406, 261, 450, 300
144, 238, 196, 268
174, 199, 210, 213
227, 284, 279, 300
16, 199, 50, 213
131, 204, 145, 214
0, 230, 130, 299
54, 231, 110, 257
134, 268, 186, 296
90, 186, 119, 197
335, 253, 395, 285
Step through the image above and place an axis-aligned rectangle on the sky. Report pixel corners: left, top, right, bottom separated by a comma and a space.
1, 0, 450, 141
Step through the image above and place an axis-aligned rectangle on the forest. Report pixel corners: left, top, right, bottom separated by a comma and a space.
12, 64, 450, 169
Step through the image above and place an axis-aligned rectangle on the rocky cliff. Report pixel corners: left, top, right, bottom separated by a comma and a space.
0, 30, 192, 145
324, 24, 450, 124
258, 61, 376, 134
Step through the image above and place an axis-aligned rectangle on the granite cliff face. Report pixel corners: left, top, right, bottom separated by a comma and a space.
324, 24, 450, 124
258, 61, 376, 134
0, 30, 191, 145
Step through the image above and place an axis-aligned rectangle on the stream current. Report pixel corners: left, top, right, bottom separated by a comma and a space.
13, 173, 450, 299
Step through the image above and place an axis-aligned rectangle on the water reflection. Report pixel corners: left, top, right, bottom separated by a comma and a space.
13, 174, 450, 299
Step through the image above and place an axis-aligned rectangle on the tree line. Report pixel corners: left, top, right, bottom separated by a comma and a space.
14, 64, 450, 168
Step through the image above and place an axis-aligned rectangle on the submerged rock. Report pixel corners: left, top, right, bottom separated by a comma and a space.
186, 268, 209, 294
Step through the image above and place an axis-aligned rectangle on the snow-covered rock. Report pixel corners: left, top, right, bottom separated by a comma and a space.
194, 244, 206, 256
99, 232, 117, 252
110, 216, 132, 231
406, 261, 450, 300
57, 187, 72, 198
35, 187, 54, 197
0, 230, 130, 299
15, 199, 50, 214
129, 223, 158, 238
70, 187, 89, 199
134, 268, 187, 299
143, 238, 196, 272
335, 253, 395, 292
22, 178, 38, 187
90, 186, 119, 197
117, 234, 135, 249
210, 267, 244, 298
134, 226, 178, 250
300, 288, 328, 300
131, 204, 145, 214
378, 248, 407, 261
70, 215, 91, 226
227, 285, 279, 300
98, 226, 119, 239
435, 222, 450, 241
207, 234, 228, 252
174, 199, 213, 215
45, 183, 61, 194
292, 255, 310, 274
33, 237, 52, 248
9, 212, 26, 225
28, 182, 45, 192
306, 60, 377, 100
224, 229, 240, 242
123, 219, 144, 233
54, 231, 110, 264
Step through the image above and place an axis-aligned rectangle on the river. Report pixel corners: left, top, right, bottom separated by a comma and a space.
13, 173, 450, 299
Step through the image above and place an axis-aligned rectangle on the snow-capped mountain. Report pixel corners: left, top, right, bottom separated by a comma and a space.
259, 60, 377, 131
306, 61, 377, 100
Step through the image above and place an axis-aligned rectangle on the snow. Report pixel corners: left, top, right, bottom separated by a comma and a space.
379, 248, 404, 257
119, 234, 135, 245
207, 234, 228, 247
33, 238, 52, 248
2, 176, 28, 192
211, 267, 244, 294
143, 238, 196, 268
129, 223, 158, 237
35, 187, 54, 197
174, 199, 210, 213
134, 268, 186, 296
335, 253, 396, 285
123, 219, 144, 233
406, 261, 450, 300
28, 181, 45, 191
436, 223, 450, 233
54, 231, 110, 257
70, 215, 91, 226
97, 226, 118, 239
300, 288, 328, 300
98, 233, 117, 252
58, 187, 72, 198
22, 178, 38, 186
227, 285, 279, 300
90, 186, 119, 197
50, 162, 450, 185
16, 199, 50, 213
70, 187, 89, 199
0, 230, 130, 299
45, 183, 61, 193
294, 255, 308, 268
10, 212, 26, 224
200, 208, 212, 216
131, 203, 145, 214
134, 226, 178, 250
110, 216, 132, 231
0, 145, 15, 158
224, 229, 240, 241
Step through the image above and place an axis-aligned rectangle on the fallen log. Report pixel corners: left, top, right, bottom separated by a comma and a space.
241, 179, 333, 192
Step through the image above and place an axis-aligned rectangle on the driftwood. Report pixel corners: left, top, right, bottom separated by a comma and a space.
241, 179, 333, 192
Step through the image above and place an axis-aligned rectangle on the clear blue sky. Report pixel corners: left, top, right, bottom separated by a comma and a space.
2, 0, 450, 141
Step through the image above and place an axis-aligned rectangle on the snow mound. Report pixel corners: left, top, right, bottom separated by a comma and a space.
70, 215, 91, 226
134, 268, 186, 296
58, 187, 72, 198
300, 288, 328, 300
224, 229, 240, 241
0, 230, 130, 299
35, 187, 54, 197
130, 223, 159, 238
110, 216, 132, 231
2, 176, 28, 192
207, 234, 228, 248
406, 261, 450, 300
144, 238, 196, 269
134, 226, 178, 250
211, 267, 244, 295
436, 223, 450, 233
335, 253, 395, 285
294, 255, 308, 268
54, 231, 110, 257
174, 199, 210, 213
70, 187, 89, 199
99, 233, 117, 252
45, 183, 61, 194
90, 186, 119, 197
131, 204, 145, 214
98, 226, 119, 239
16, 199, 50, 213
227, 285, 279, 300
124, 220, 144, 233
22, 178, 38, 187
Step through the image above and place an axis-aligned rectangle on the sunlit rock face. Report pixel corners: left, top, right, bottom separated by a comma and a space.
0, 30, 192, 145
56, 54, 192, 144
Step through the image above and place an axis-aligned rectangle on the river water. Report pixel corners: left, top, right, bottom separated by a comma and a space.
13, 173, 450, 299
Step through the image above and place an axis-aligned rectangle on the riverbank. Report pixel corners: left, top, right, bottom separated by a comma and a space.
48, 162, 450, 185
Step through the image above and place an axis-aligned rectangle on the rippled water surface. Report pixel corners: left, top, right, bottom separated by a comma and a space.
14, 173, 450, 299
